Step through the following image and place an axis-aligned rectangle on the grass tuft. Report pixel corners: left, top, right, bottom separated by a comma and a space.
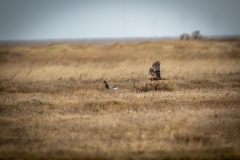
134, 81, 176, 92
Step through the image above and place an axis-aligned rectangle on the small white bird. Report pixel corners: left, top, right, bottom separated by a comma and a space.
103, 81, 118, 90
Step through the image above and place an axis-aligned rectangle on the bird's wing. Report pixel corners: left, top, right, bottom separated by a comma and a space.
109, 85, 118, 89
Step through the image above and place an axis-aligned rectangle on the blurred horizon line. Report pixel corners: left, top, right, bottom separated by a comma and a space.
1, 35, 240, 46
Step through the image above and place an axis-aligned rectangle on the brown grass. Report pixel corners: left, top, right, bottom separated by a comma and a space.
0, 39, 240, 160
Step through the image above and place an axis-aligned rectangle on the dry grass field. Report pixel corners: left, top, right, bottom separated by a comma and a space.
0, 39, 240, 160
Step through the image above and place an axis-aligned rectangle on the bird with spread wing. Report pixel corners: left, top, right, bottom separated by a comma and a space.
148, 61, 169, 81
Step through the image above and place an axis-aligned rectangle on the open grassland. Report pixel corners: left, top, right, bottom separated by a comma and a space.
0, 39, 240, 160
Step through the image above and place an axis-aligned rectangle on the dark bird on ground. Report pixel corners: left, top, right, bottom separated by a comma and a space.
148, 61, 169, 81
103, 81, 118, 90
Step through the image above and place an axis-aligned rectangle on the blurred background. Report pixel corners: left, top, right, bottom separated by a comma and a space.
0, 0, 240, 41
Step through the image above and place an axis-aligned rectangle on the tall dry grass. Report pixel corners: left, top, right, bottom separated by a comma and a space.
0, 39, 240, 159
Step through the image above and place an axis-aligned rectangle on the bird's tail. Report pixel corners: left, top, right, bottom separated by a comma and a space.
161, 78, 170, 80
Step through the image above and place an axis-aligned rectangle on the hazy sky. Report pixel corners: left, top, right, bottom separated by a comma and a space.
0, 0, 240, 40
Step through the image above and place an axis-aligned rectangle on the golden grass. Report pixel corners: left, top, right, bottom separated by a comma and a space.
0, 39, 240, 159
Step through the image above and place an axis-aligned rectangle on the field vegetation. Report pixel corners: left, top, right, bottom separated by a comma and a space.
0, 39, 240, 159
